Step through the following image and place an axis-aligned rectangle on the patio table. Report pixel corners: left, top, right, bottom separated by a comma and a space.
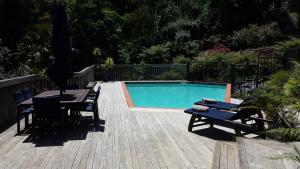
21, 89, 90, 106
20, 89, 90, 130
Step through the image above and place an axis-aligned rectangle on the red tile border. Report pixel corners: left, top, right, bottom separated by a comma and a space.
224, 83, 231, 103
121, 82, 134, 107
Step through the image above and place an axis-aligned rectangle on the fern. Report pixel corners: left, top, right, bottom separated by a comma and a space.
269, 153, 300, 165
264, 128, 300, 141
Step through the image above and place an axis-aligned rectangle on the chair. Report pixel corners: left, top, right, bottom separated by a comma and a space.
194, 97, 253, 110
82, 86, 101, 128
86, 86, 101, 100
32, 96, 68, 133
22, 88, 33, 100
13, 90, 33, 134
184, 107, 272, 136
85, 82, 96, 91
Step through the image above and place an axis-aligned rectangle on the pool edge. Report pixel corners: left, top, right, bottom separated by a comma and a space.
225, 84, 231, 103
121, 82, 135, 107
122, 81, 232, 108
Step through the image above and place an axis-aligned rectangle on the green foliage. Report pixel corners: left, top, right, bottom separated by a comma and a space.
139, 40, 199, 64
269, 152, 300, 165
232, 23, 282, 49
283, 62, 300, 97
191, 51, 260, 82
139, 43, 171, 64
274, 38, 300, 51
269, 71, 291, 88
0, 0, 284, 79
198, 0, 275, 34
264, 128, 300, 141
173, 55, 191, 64
196, 51, 258, 64
251, 62, 300, 126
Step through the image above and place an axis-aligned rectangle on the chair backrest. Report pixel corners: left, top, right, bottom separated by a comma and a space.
32, 96, 61, 120
237, 96, 257, 108
13, 90, 25, 105
22, 88, 33, 100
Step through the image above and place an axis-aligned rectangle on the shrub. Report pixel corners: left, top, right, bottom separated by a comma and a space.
274, 38, 300, 52
173, 55, 191, 64
197, 51, 258, 64
206, 44, 231, 54
232, 23, 282, 49
250, 62, 300, 126
139, 43, 172, 64
264, 128, 300, 141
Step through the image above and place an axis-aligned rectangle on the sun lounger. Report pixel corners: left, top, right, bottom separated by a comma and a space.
194, 97, 253, 110
184, 107, 271, 136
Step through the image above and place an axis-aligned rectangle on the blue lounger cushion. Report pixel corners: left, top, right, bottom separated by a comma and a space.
194, 101, 238, 110
184, 108, 236, 121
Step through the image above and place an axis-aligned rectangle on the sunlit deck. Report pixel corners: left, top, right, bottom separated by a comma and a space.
0, 82, 238, 169
0, 82, 298, 169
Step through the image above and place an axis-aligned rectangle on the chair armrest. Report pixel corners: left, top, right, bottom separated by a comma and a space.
248, 117, 274, 123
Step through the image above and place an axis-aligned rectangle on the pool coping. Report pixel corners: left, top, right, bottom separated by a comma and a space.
121, 81, 232, 109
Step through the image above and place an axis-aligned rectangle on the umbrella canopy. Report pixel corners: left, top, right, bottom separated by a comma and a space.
47, 1, 73, 94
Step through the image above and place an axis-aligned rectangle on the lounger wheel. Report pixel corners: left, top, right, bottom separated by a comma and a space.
209, 122, 214, 128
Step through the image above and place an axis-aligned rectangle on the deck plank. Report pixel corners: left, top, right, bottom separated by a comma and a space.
0, 82, 237, 169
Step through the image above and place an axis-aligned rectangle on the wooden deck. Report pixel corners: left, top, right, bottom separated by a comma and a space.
1, 82, 297, 169
0, 82, 239, 169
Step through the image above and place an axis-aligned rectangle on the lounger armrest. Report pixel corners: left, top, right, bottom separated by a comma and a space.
225, 120, 259, 132
248, 117, 274, 123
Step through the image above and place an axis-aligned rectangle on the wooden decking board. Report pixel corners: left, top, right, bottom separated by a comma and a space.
211, 142, 241, 169
238, 138, 300, 169
2, 81, 298, 169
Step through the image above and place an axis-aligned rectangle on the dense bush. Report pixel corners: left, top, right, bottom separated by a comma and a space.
251, 62, 300, 126
232, 23, 282, 49
0, 0, 285, 79
274, 38, 300, 51
190, 51, 260, 82
264, 128, 300, 141
139, 41, 199, 64
138, 43, 172, 64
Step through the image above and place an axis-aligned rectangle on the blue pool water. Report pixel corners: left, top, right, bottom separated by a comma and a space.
125, 82, 227, 108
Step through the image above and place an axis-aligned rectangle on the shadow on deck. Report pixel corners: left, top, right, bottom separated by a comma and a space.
20, 116, 105, 147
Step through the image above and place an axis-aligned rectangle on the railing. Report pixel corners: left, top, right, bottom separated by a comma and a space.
0, 65, 95, 129
98, 64, 187, 81
68, 65, 95, 88
97, 57, 282, 97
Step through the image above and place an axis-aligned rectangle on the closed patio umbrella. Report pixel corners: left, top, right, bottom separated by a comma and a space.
47, 1, 73, 96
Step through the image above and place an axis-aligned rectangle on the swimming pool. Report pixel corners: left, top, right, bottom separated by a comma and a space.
122, 82, 230, 109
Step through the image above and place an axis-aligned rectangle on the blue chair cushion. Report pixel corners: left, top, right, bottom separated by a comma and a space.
83, 104, 93, 112
14, 91, 25, 105
184, 108, 236, 121
22, 88, 33, 100
20, 107, 34, 115
194, 101, 238, 110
